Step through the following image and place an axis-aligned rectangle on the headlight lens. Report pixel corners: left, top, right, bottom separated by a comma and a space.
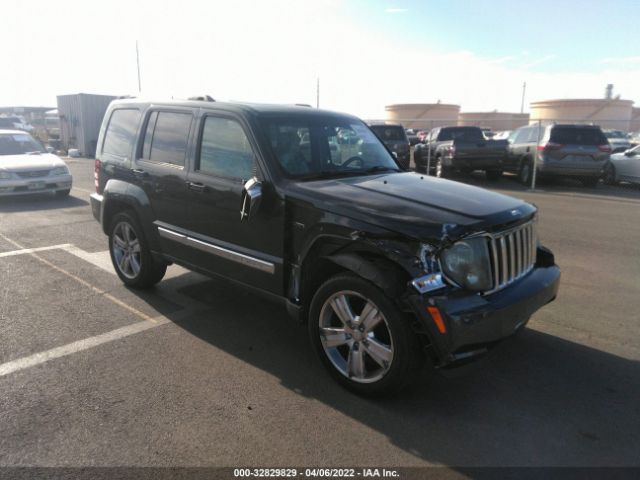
440, 237, 492, 291
50, 166, 69, 176
0, 170, 13, 179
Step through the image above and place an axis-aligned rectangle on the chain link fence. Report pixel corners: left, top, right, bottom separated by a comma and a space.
373, 117, 640, 193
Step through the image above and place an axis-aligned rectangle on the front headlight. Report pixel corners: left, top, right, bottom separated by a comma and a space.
0, 170, 13, 179
440, 237, 492, 291
50, 166, 69, 176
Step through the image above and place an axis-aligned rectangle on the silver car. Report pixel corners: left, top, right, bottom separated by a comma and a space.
604, 145, 640, 186
0, 129, 72, 197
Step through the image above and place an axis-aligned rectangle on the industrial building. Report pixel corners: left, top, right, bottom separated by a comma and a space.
57, 93, 117, 157
384, 103, 460, 130
529, 98, 634, 131
457, 112, 530, 131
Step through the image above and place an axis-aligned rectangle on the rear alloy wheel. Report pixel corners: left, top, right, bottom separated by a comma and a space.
519, 160, 532, 185
109, 212, 166, 288
485, 170, 503, 181
309, 273, 423, 396
603, 163, 617, 185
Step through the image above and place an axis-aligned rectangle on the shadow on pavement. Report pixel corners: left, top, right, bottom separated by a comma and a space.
140, 275, 640, 466
0, 194, 88, 212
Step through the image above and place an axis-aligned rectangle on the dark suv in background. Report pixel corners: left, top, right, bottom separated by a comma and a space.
368, 123, 411, 169
505, 124, 611, 187
90, 99, 560, 396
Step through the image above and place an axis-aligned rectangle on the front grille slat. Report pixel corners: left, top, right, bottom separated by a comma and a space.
16, 170, 50, 179
486, 219, 537, 294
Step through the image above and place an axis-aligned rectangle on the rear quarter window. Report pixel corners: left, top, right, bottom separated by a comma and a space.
140, 111, 192, 167
102, 109, 141, 159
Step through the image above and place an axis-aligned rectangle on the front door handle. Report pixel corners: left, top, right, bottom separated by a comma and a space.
132, 168, 149, 178
187, 181, 206, 193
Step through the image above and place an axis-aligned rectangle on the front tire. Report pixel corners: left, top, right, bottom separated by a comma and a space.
603, 163, 617, 185
108, 211, 167, 288
55, 189, 71, 198
308, 273, 423, 396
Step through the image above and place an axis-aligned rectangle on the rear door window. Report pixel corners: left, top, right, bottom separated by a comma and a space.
550, 127, 608, 145
140, 111, 192, 166
102, 109, 141, 159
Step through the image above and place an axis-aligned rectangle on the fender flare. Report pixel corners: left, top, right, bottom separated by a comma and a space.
101, 179, 160, 251
325, 252, 405, 299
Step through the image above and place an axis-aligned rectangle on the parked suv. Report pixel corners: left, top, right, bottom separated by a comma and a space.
505, 124, 610, 187
90, 99, 560, 396
368, 123, 411, 169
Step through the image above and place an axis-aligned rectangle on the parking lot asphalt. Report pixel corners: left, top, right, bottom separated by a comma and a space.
0, 158, 639, 468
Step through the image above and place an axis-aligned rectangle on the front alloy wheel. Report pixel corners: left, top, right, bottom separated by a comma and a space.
319, 291, 394, 383
309, 273, 423, 396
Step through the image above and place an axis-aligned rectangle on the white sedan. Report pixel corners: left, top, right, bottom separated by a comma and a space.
604, 145, 640, 186
0, 129, 72, 197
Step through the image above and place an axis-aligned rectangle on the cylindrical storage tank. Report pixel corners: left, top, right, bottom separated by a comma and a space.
457, 112, 530, 131
630, 107, 640, 133
529, 99, 633, 131
385, 103, 460, 130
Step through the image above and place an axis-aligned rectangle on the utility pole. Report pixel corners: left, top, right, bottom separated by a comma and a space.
316, 77, 320, 108
136, 41, 142, 94
520, 81, 526, 114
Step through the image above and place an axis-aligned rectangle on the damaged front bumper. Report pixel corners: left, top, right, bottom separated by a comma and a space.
407, 248, 561, 367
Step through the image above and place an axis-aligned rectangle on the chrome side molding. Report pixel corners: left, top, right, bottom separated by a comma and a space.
157, 226, 275, 274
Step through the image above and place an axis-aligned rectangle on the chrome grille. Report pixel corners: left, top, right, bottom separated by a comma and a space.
487, 220, 537, 293
16, 170, 50, 178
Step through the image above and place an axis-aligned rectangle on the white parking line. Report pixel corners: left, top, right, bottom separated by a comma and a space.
71, 186, 93, 194
0, 244, 73, 258
0, 318, 170, 378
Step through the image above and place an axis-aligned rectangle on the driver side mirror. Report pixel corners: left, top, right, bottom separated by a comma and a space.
240, 177, 263, 221
624, 150, 637, 157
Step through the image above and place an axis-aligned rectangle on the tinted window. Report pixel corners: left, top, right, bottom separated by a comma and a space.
261, 117, 398, 178
198, 116, 255, 180
102, 109, 141, 158
550, 127, 607, 145
370, 126, 406, 141
141, 112, 192, 166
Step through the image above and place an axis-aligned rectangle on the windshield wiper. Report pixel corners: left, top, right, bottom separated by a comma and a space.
363, 166, 400, 174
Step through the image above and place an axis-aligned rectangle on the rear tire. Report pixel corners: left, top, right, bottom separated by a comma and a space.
485, 170, 503, 181
55, 189, 71, 198
308, 273, 423, 396
108, 211, 167, 288
435, 156, 451, 178
519, 160, 532, 186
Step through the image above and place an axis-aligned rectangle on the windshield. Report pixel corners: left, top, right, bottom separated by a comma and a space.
0, 133, 45, 156
260, 116, 400, 179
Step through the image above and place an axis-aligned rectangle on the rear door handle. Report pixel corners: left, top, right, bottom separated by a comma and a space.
187, 181, 206, 193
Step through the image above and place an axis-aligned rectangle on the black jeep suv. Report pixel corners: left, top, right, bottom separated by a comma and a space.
90, 99, 560, 396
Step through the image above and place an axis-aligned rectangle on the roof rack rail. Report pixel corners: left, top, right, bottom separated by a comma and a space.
188, 95, 215, 102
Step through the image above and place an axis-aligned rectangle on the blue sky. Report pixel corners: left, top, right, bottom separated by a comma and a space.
1, 0, 639, 116
351, 0, 640, 73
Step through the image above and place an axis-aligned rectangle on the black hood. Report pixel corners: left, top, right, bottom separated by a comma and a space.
288, 172, 535, 242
